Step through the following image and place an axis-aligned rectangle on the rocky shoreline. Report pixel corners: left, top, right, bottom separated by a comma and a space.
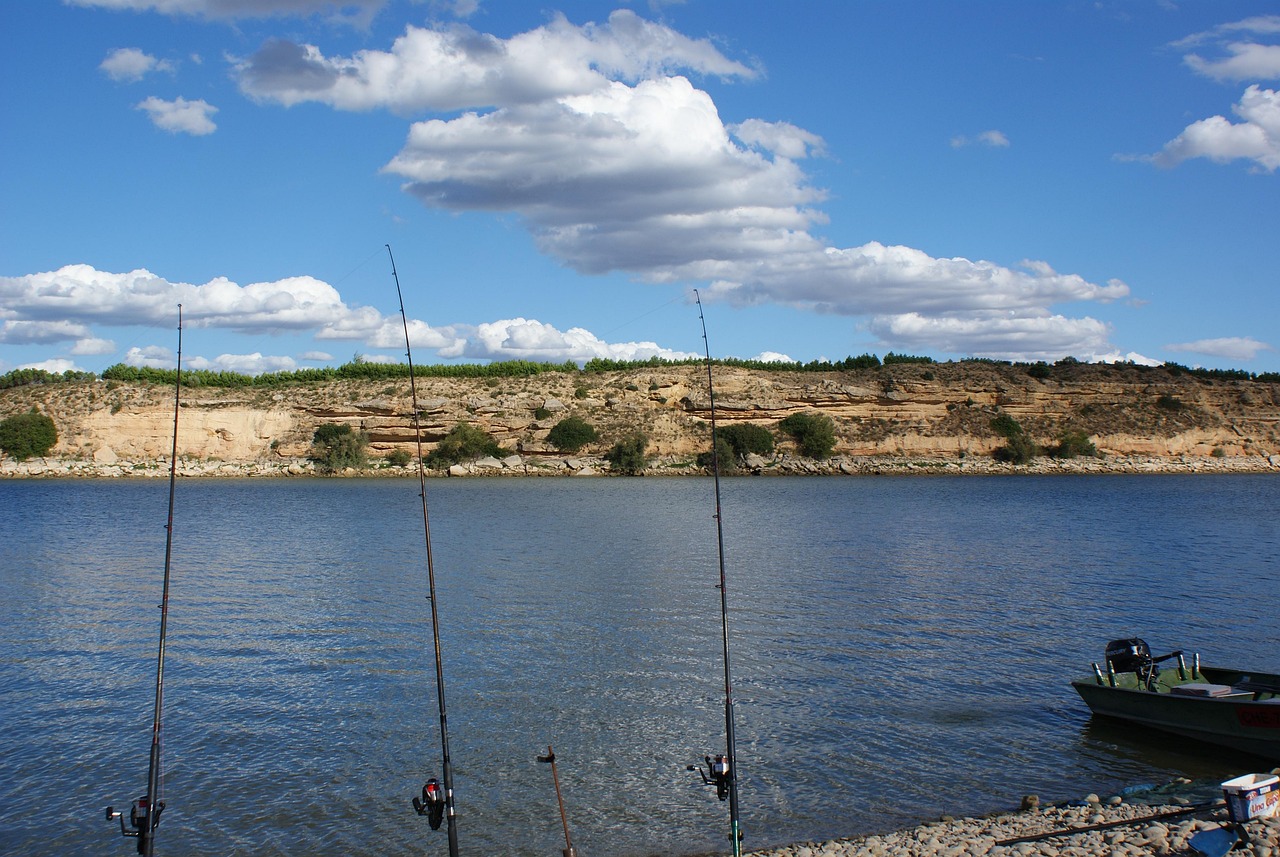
3, 451, 1280, 479
747, 784, 1280, 857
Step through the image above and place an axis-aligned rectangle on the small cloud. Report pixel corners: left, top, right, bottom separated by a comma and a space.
124, 345, 174, 369
18, 358, 82, 373
1176, 15, 1280, 81
752, 351, 795, 363
100, 47, 174, 83
1166, 336, 1274, 362
950, 129, 1010, 148
71, 337, 116, 355
187, 353, 300, 374
135, 96, 218, 136
1151, 85, 1280, 172
731, 119, 827, 159
299, 350, 333, 361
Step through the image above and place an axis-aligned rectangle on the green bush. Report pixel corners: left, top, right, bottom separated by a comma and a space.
697, 436, 738, 472
777, 412, 836, 459
718, 423, 774, 458
310, 423, 368, 472
1026, 362, 1052, 379
1156, 394, 1184, 411
989, 413, 1023, 439
1051, 430, 1096, 459
546, 416, 598, 452
993, 433, 1038, 464
0, 410, 58, 460
426, 422, 502, 467
533, 406, 552, 420
604, 433, 648, 475
386, 448, 413, 467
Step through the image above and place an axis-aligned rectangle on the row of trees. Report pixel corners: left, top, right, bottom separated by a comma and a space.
11, 352, 1274, 395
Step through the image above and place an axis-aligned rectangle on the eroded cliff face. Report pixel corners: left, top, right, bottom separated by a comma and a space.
3, 362, 1279, 467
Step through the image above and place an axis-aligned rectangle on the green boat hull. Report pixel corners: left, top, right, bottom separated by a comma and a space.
1072, 666, 1280, 762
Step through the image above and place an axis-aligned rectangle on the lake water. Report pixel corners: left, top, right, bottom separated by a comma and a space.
0, 474, 1277, 856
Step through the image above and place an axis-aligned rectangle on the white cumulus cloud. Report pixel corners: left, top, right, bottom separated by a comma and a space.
100, 47, 175, 82
1153, 85, 1280, 172
1166, 336, 1274, 362
136, 96, 219, 135
459, 318, 697, 364
235, 10, 756, 113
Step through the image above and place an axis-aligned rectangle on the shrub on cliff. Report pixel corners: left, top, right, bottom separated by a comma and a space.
0, 409, 58, 460
1051, 430, 1097, 459
427, 421, 502, 467
605, 433, 649, 475
777, 412, 836, 459
697, 436, 738, 472
989, 413, 1023, 439
988, 413, 1038, 464
992, 433, 1038, 465
546, 416, 598, 452
719, 423, 775, 458
310, 423, 368, 472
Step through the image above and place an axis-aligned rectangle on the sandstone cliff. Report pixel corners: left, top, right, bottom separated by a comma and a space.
2, 362, 1279, 475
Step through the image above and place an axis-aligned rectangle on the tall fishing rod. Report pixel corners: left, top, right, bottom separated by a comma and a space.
106, 304, 182, 856
686, 289, 743, 857
388, 244, 460, 857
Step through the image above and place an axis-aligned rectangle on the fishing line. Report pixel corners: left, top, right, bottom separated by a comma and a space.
595, 293, 685, 341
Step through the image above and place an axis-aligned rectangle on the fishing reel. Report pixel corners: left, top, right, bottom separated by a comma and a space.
105, 797, 164, 854
687, 754, 733, 801
412, 777, 446, 830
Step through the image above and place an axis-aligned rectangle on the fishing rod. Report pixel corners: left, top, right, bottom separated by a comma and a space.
106, 304, 182, 856
388, 244, 460, 857
686, 289, 743, 856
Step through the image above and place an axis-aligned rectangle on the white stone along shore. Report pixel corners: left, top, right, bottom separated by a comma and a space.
4, 451, 1280, 479
746, 791, 1280, 857
746, 784, 1280, 857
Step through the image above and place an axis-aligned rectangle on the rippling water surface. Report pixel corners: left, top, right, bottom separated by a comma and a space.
1, 474, 1277, 856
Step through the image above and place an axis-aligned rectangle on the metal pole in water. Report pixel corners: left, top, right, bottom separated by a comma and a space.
537, 746, 577, 857
388, 245, 461, 857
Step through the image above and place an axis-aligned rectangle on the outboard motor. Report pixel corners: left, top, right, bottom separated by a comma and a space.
1105, 638, 1153, 675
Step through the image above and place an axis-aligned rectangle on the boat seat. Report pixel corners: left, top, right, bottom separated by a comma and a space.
1170, 683, 1238, 697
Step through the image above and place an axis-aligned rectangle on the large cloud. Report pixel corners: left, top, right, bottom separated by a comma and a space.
0, 265, 696, 372
0, 264, 396, 338
236, 10, 757, 113
383, 71, 1127, 359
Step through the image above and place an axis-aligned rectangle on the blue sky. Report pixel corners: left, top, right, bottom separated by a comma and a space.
2, 0, 1278, 376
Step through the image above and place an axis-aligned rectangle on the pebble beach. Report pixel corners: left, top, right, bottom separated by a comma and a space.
748, 784, 1280, 857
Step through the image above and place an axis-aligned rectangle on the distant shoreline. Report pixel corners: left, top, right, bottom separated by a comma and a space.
4, 452, 1278, 479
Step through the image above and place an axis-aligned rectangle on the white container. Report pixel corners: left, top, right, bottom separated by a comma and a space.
1221, 773, 1280, 822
